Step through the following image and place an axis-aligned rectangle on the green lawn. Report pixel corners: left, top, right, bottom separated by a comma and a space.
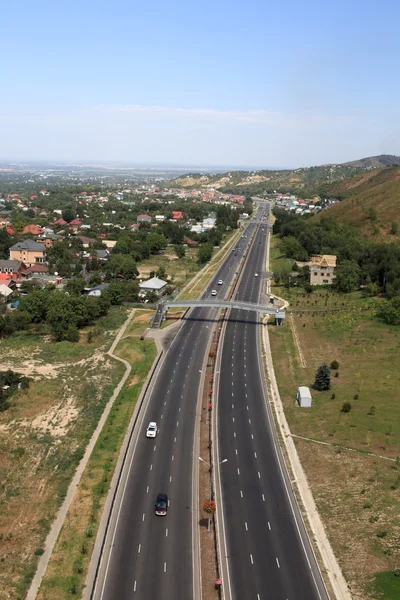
268, 236, 400, 598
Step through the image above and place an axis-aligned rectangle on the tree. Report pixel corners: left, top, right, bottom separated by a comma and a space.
330, 360, 339, 370
0, 229, 12, 259
65, 277, 85, 295
18, 290, 48, 323
104, 254, 138, 280
146, 233, 168, 254
62, 206, 75, 223
198, 242, 213, 264
174, 244, 185, 259
281, 236, 308, 261
103, 282, 124, 305
334, 260, 361, 293
314, 363, 331, 390
382, 296, 400, 325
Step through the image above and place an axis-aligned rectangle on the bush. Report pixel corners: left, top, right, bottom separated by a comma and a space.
369, 405, 376, 416
330, 360, 339, 370
331, 393, 336, 400
353, 394, 359, 400
341, 402, 352, 413
335, 371, 339, 378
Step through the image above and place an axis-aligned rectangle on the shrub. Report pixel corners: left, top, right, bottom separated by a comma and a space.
376, 529, 388, 538
331, 393, 336, 400
330, 360, 339, 370
369, 406, 376, 416
341, 402, 352, 413
353, 394, 359, 400
335, 371, 339, 378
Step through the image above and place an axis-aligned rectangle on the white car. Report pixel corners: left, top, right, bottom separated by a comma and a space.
218, 280, 223, 285
211, 290, 217, 296
255, 273, 259, 277
146, 422, 158, 438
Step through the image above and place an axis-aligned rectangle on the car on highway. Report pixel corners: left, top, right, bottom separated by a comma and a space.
146, 422, 158, 438
155, 493, 168, 516
211, 289, 217, 296
218, 280, 223, 285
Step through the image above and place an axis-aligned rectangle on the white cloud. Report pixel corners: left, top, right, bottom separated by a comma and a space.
88, 103, 355, 129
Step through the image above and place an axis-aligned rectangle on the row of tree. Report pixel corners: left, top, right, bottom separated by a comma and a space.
273, 209, 400, 298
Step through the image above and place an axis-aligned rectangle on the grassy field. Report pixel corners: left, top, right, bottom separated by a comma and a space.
268, 236, 400, 599
36, 313, 157, 600
137, 246, 199, 289
0, 307, 129, 600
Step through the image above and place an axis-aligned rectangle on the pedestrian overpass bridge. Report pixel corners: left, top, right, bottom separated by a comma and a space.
156, 299, 286, 327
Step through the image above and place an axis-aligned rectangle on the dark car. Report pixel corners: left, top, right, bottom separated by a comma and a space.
155, 493, 168, 516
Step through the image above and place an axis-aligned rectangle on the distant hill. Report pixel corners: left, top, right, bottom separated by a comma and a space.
316, 166, 400, 241
165, 155, 400, 196
341, 154, 400, 169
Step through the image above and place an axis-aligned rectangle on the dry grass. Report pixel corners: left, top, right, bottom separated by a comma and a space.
0, 308, 128, 600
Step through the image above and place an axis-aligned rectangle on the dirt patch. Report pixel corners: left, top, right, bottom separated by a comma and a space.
1, 360, 60, 379
137, 265, 158, 276
30, 395, 79, 437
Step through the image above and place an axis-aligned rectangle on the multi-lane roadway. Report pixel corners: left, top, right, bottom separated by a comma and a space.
215, 203, 328, 599
90, 211, 262, 600
89, 202, 328, 600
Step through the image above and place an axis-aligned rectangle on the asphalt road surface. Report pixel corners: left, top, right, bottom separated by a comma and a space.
91, 209, 264, 600
216, 205, 329, 600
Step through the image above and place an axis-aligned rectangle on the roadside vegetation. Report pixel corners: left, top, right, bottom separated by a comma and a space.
269, 229, 400, 599
0, 307, 127, 599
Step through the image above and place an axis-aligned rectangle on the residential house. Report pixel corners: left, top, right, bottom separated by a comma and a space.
94, 249, 109, 261
309, 255, 337, 286
137, 214, 152, 224
0, 280, 15, 300
0, 259, 26, 279
77, 236, 95, 248
103, 240, 117, 250
155, 215, 166, 222
22, 224, 43, 235
84, 283, 109, 297
24, 264, 49, 276
54, 218, 67, 226
9, 239, 47, 267
139, 276, 167, 296
68, 219, 82, 232
0, 217, 11, 228
202, 217, 216, 230
183, 236, 198, 247
172, 211, 183, 220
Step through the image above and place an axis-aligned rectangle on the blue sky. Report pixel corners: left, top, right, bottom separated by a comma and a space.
2, 0, 400, 167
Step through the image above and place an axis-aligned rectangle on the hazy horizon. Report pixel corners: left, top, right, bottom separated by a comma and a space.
3, 1, 400, 167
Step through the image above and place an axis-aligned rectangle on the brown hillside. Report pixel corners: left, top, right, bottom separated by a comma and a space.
317, 166, 400, 241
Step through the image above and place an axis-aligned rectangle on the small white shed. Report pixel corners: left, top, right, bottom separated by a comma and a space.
297, 386, 312, 407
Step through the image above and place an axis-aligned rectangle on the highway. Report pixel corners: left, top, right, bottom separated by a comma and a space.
90, 210, 263, 600
215, 204, 329, 600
